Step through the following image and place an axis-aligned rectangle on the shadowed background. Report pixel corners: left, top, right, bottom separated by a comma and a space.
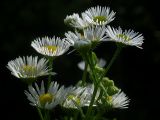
0, 0, 159, 120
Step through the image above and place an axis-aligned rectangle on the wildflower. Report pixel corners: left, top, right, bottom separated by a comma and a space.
7, 56, 51, 79
83, 25, 107, 42
82, 84, 100, 106
62, 86, 88, 109
84, 6, 116, 25
64, 13, 80, 26
106, 26, 144, 48
62, 84, 100, 109
64, 31, 91, 52
25, 81, 69, 109
104, 90, 130, 109
65, 26, 106, 51
31, 36, 71, 57
64, 13, 89, 29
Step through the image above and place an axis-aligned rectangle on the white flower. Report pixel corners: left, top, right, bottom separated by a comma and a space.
64, 13, 79, 26
65, 26, 106, 48
64, 13, 89, 29
78, 58, 106, 71
83, 25, 107, 42
25, 81, 69, 110
62, 84, 100, 109
7, 56, 51, 79
31, 36, 71, 57
106, 26, 144, 49
84, 6, 116, 25
82, 84, 100, 106
64, 31, 81, 45
62, 86, 88, 109
65, 31, 91, 49
106, 90, 130, 109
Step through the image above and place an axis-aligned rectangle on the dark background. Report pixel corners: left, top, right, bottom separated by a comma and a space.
1, 0, 159, 120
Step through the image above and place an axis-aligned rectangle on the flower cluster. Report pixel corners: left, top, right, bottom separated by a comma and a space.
7, 5, 143, 120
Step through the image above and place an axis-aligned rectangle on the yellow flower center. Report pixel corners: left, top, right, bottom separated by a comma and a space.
93, 16, 107, 23
43, 45, 57, 53
39, 93, 53, 106
22, 65, 36, 73
68, 95, 81, 105
116, 34, 131, 41
106, 96, 112, 103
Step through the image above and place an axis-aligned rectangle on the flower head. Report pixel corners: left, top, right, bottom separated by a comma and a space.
104, 90, 130, 109
31, 36, 71, 57
65, 26, 106, 50
25, 81, 69, 109
7, 56, 51, 79
82, 84, 100, 106
84, 6, 116, 25
106, 26, 144, 48
62, 86, 88, 109
65, 31, 92, 51
83, 25, 107, 42
64, 13, 79, 26
62, 84, 100, 109
64, 13, 89, 29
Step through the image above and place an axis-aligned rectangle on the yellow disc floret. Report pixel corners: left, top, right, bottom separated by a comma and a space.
68, 95, 81, 105
39, 93, 53, 106
116, 34, 131, 41
93, 16, 107, 23
44, 46, 57, 53
22, 65, 36, 73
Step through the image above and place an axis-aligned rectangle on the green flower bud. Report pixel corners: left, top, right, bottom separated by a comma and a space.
107, 86, 119, 96
102, 77, 114, 86
95, 65, 105, 77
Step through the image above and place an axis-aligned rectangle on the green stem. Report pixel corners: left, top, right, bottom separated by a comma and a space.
85, 84, 98, 120
44, 110, 50, 120
84, 52, 99, 120
79, 108, 85, 119
82, 61, 88, 86
85, 46, 122, 119
48, 57, 54, 88
37, 107, 45, 120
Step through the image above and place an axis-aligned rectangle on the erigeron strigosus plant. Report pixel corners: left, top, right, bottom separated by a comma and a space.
7, 6, 144, 120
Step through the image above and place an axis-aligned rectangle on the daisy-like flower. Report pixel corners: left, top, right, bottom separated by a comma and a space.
106, 26, 144, 49
64, 13, 79, 26
105, 90, 130, 109
62, 84, 99, 109
62, 86, 87, 109
25, 81, 69, 110
84, 6, 116, 25
65, 31, 92, 50
65, 26, 106, 49
7, 56, 51, 79
83, 25, 107, 42
82, 84, 100, 106
31, 36, 71, 57
64, 13, 90, 29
